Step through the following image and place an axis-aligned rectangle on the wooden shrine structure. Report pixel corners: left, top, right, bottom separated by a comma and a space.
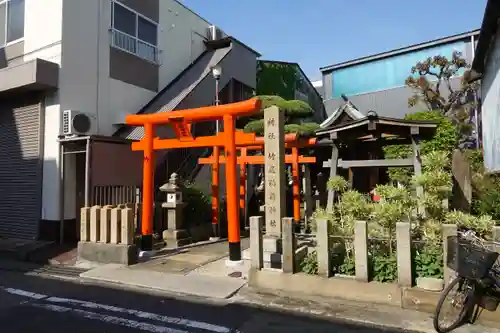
315, 111, 438, 211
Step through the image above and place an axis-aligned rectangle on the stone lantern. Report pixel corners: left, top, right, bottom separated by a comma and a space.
159, 173, 190, 247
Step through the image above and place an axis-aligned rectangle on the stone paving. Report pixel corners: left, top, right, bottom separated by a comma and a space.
130, 238, 251, 275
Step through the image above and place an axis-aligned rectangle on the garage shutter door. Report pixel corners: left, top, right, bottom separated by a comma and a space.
0, 98, 42, 239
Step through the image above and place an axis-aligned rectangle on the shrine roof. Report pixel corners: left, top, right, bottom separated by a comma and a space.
315, 112, 438, 141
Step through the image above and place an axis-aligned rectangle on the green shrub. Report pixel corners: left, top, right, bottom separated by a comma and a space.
370, 253, 398, 282
414, 245, 444, 279
464, 149, 500, 221
384, 110, 458, 184
300, 251, 318, 275
182, 183, 211, 226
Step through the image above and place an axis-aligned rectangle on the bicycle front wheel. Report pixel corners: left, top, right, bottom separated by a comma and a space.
433, 276, 476, 333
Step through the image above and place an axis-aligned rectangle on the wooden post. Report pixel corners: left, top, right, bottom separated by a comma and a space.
348, 168, 353, 190
412, 135, 424, 216
327, 143, 338, 212
302, 164, 313, 229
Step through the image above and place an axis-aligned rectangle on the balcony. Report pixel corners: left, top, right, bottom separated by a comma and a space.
110, 28, 161, 65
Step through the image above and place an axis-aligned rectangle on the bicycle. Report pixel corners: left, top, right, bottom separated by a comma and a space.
433, 229, 500, 332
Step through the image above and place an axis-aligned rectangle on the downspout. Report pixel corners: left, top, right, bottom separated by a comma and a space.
95, 0, 102, 133
84, 138, 92, 207
59, 144, 65, 244
471, 34, 480, 148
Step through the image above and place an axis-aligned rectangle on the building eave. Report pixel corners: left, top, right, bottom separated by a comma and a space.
320, 29, 480, 73
471, 0, 500, 74
228, 36, 261, 57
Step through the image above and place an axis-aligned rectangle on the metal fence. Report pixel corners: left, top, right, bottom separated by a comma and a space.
91, 185, 141, 206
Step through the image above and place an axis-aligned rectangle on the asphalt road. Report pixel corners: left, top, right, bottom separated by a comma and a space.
0, 266, 411, 333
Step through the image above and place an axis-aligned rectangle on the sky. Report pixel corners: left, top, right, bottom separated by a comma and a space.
180, 0, 487, 81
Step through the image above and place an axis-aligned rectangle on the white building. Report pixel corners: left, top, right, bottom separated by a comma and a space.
0, 0, 259, 241
471, 0, 500, 173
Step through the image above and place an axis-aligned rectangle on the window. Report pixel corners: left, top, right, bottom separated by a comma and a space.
111, 1, 159, 64
0, 0, 25, 46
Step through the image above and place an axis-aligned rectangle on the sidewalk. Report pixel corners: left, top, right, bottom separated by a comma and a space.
78, 261, 500, 333
234, 287, 500, 333
79, 239, 251, 298
80, 263, 247, 299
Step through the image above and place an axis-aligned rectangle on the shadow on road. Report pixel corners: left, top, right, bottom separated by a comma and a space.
0, 268, 415, 333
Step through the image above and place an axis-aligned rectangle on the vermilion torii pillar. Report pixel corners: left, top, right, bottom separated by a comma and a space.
199, 134, 316, 223
126, 99, 261, 262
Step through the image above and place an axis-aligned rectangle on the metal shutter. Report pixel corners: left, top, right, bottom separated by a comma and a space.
0, 98, 42, 239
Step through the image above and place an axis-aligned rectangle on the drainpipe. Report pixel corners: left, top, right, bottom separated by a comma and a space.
59, 144, 65, 244
84, 138, 92, 207
471, 34, 480, 149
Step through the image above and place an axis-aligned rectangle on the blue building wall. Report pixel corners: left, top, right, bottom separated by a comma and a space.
321, 35, 476, 119
331, 41, 467, 98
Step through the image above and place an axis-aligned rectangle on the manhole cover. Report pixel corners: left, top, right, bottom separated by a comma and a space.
228, 271, 242, 278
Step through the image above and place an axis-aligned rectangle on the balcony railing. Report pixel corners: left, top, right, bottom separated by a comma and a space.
110, 28, 161, 65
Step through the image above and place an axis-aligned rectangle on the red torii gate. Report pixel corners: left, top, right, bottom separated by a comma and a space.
199, 133, 316, 224
126, 99, 261, 262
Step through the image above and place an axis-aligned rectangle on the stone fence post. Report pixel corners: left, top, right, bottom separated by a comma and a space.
316, 218, 331, 277
442, 224, 458, 286
249, 216, 263, 270
493, 226, 500, 253
396, 222, 412, 287
100, 205, 113, 243
121, 207, 135, 245
80, 207, 90, 242
78, 205, 137, 265
282, 217, 295, 273
354, 220, 369, 282
90, 205, 101, 242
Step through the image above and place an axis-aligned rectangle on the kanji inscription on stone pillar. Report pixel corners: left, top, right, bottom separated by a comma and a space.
264, 106, 285, 236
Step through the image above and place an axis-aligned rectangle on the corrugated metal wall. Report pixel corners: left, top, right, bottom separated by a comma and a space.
322, 37, 475, 119
0, 98, 42, 239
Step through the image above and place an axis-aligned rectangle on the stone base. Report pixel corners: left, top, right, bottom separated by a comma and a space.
243, 245, 308, 270
77, 241, 138, 265
225, 259, 244, 267
162, 229, 192, 247
263, 236, 282, 253
416, 277, 444, 292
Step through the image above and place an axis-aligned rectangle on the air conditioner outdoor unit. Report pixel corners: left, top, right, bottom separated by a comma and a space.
207, 25, 223, 41
62, 110, 96, 136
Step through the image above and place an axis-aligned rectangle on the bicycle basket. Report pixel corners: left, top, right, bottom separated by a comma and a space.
446, 235, 499, 279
